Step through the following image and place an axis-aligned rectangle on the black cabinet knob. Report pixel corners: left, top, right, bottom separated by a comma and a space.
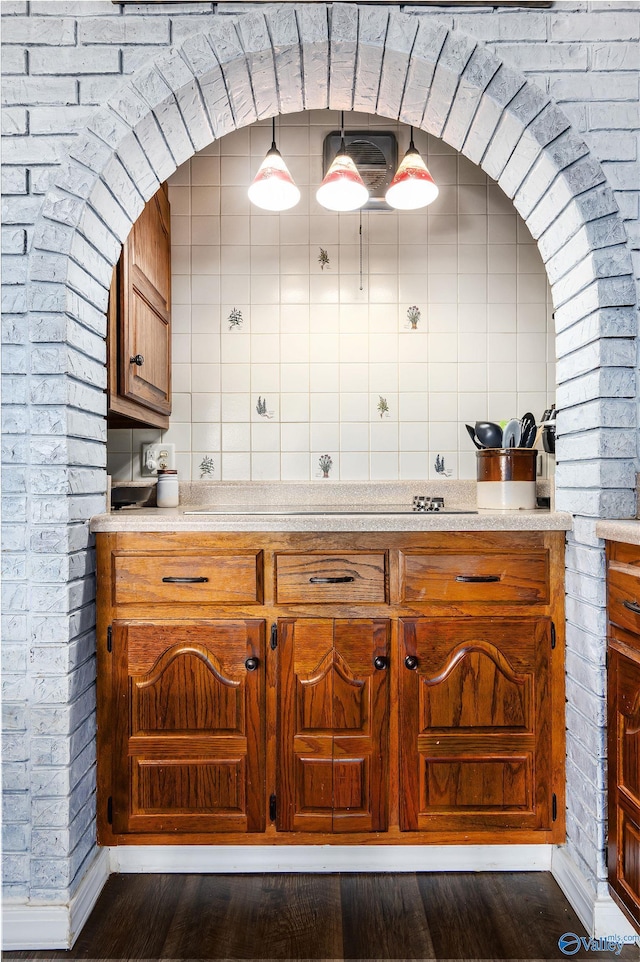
130, 354, 144, 366
245, 656, 259, 672
373, 655, 388, 671
404, 655, 419, 670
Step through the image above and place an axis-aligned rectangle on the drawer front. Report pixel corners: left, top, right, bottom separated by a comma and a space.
275, 553, 387, 604
608, 566, 640, 636
400, 552, 549, 604
113, 552, 262, 605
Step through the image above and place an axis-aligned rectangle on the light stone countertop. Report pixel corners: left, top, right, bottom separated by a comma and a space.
596, 520, 640, 546
92, 480, 571, 533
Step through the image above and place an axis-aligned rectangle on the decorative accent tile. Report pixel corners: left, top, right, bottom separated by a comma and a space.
227, 307, 244, 330
317, 453, 333, 478
377, 396, 390, 419
318, 247, 330, 270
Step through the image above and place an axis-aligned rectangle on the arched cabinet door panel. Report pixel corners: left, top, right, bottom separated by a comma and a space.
277, 617, 390, 834
399, 617, 553, 834
111, 619, 265, 834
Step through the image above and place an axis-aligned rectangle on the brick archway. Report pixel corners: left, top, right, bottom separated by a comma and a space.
20, 0, 637, 939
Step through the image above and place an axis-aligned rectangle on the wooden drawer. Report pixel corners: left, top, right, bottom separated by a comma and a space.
608, 564, 640, 637
275, 552, 387, 604
113, 551, 263, 605
399, 551, 549, 604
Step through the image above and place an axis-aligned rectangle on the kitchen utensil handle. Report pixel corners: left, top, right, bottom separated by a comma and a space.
162, 576, 209, 583
309, 576, 355, 584
622, 600, 640, 615
455, 575, 501, 583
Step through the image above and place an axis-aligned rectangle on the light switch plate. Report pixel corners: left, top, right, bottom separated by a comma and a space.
141, 443, 175, 477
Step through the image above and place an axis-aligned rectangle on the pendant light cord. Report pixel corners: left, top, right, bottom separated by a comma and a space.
271, 116, 277, 151
359, 210, 363, 292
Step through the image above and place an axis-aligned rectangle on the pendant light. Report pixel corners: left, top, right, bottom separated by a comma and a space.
385, 128, 438, 210
248, 118, 300, 211
316, 112, 369, 212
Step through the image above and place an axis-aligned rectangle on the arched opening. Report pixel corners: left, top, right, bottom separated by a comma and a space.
20, 1, 637, 940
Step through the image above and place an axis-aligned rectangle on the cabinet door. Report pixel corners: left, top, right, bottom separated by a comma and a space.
119, 184, 171, 417
277, 618, 389, 833
399, 618, 553, 833
112, 620, 265, 834
608, 635, 640, 929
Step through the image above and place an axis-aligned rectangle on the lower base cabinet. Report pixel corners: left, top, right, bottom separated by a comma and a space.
111, 619, 265, 834
97, 530, 565, 846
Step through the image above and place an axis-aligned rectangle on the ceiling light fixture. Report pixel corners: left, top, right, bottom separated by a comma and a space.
316, 112, 369, 212
385, 127, 439, 210
248, 117, 300, 212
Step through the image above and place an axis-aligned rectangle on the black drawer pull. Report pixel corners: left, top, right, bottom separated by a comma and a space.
455, 575, 501, 583
309, 576, 355, 584
374, 656, 388, 671
622, 600, 640, 615
404, 655, 419, 671
245, 657, 259, 672
162, 576, 209, 584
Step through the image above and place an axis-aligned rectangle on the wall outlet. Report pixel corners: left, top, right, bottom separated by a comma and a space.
141, 443, 175, 477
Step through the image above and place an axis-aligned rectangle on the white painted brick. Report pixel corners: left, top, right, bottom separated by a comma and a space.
556, 485, 636, 517
554, 276, 636, 331
1, 16, 75, 45
2, 195, 46, 225
443, 46, 501, 152
423, 32, 476, 139
536, 185, 619, 262
483, 84, 550, 182
1, 76, 78, 106
550, 10, 639, 41
552, 246, 633, 308
556, 338, 636, 383
589, 101, 639, 129
557, 425, 636, 461
545, 216, 629, 283
0, 47, 27, 74
456, 11, 547, 42
298, 2, 330, 111
238, 11, 278, 120
550, 72, 639, 104
266, 5, 304, 116
587, 130, 638, 164
462, 65, 525, 164
1, 526, 26, 552
155, 51, 213, 153
1, 344, 27, 375
180, 32, 235, 141
208, 17, 258, 130
400, 19, 448, 127
1, 107, 27, 136
494, 42, 588, 73
1, 169, 28, 196
556, 368, 636, 408
99, 155, 145, 227
30, 1, 114, 14
78, 16, 170, 45
29, 105, 94, 136
1, 466, 27, 493
525, 157, 607, 239
1, 134, 73, 166
556, 459, 637, 489
377, 12, 419, 121
1, 256, 27, 286
79, 75, 121, 106
86, 180, 133, 244
592, 41, 640, 71
557, 306, 637, 354
352, 6, 387, 113
30, 167, 55, 195
29, 46, 121, 75
601, 160, 640, 192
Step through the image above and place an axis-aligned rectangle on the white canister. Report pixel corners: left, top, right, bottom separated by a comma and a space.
156, 469, 179, 507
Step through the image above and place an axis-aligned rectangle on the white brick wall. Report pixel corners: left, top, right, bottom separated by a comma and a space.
1, 0, 638, 937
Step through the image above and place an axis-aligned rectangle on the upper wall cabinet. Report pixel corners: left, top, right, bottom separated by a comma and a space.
108, 183, 171, 430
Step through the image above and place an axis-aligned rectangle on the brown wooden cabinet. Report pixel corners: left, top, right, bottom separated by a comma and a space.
112, 619, 265, 835
277, 617, 389, 833
96, 529, 565, 846
108, 183, 171, 429
606, 540, 640, 931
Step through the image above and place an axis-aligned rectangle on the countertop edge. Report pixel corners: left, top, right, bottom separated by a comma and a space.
90, 509, 573, 534
595, 519, 640, 546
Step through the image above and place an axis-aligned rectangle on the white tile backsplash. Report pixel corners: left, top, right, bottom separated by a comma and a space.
108, 111, 555, 483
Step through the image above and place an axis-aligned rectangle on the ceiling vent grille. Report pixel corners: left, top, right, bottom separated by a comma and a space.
322, 131, 398, 211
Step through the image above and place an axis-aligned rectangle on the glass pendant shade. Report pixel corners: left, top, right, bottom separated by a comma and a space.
385, 145, 439, 210
316, 149, 369, 212
248, 145, 300, 211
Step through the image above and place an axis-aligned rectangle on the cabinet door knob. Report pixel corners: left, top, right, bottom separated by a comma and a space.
622, 600, 640, 615
404, 654, 419, 670
373, 655, 388, 671
130, 354, 144, 366
245, 656, 260, 672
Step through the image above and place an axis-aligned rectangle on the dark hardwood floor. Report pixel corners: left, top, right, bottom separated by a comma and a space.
5, 872, 639, 961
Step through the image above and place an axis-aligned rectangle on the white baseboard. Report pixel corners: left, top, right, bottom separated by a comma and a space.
2, 847, 110, 951
111, 843, 553, 874
551, 846, 637, 938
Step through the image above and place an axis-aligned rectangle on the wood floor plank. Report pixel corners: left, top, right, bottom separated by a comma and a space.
341, 872, 435, 960
4, 870, 637, 961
